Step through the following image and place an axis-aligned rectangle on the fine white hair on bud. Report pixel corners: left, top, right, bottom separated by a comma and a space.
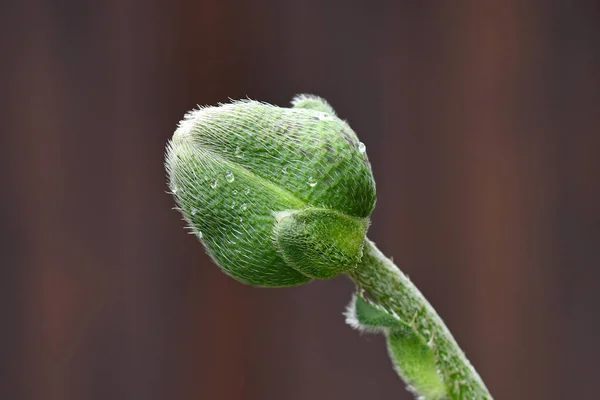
165, 95, 376, 286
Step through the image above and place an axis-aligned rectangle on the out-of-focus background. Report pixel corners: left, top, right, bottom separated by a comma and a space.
2, 1, 599, 399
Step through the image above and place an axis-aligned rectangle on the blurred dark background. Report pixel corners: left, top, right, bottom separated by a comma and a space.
1, 1, 599, 399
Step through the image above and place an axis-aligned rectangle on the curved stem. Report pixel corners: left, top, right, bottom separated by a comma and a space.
347, 239, 493, 399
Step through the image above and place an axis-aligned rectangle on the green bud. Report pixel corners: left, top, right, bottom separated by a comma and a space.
165, 96, 376, 287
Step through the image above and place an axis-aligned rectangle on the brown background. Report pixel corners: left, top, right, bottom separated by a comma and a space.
2, 1, 599, 399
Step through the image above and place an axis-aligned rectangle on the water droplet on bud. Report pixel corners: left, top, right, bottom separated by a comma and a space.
317, 112, 333, 121
225, 171, 235, 183
358, 142, 366, 154
308, 176, 317, 187
234, 146, 244, 158
209, 179, 218, 189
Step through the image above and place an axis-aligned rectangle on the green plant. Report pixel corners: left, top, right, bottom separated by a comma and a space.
165, 95, 492, 400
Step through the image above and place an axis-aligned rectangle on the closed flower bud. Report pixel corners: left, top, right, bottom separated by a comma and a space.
165, 95, 376, 286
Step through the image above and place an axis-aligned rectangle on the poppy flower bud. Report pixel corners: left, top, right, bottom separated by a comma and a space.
165, 95, 376, 286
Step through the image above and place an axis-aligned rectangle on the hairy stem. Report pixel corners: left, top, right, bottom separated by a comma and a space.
347, 239, 492, 399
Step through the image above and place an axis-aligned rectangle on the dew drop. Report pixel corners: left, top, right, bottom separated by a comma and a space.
317, 112, 333, 121
225, 171, 235, 183
240, 203, 248, 211
191, 208, 197, 215
358, 142, 366, 154
233, 190, 238, 195
281, 166, 288, 174
230, 200, 236, 209
209, 179, 218, 189
171, 186, 178, 194
243, 188, 251, 195
234, 146, 244, 158
197, 231, 203, 239
308, 176, 317, 187
239, 217, 243, 222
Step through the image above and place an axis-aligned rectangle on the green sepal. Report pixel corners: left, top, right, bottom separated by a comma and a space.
274, 208, 368, 279
291, 94, 337, 115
